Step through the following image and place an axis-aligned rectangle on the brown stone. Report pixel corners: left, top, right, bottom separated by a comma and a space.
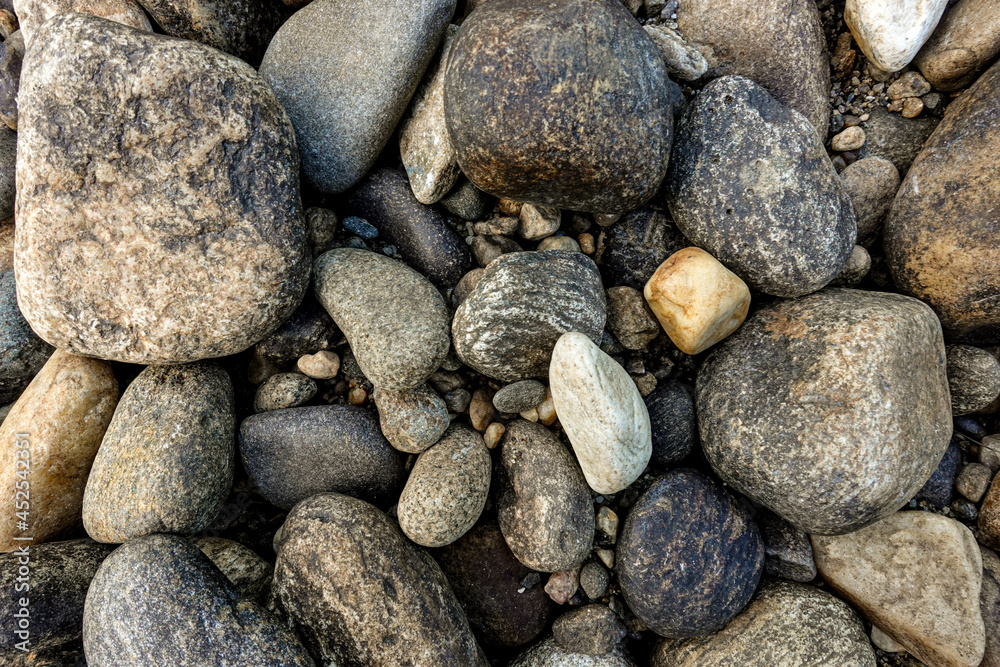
980, 546, 1000, 667
915, 0, 1000, 91
606, 286, 660, 350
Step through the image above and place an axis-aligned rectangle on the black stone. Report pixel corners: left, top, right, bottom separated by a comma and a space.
644, 380, 695, 467
913, 436, 960, 509
594, 208, 688, 290
0, 269, 53, 402
255, 294, 339, 363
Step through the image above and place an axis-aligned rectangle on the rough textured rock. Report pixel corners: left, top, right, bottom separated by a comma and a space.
617, 469, 763, 638
596, 209, 689, 291
812, 511, 986, 667
0, 269, 52, 403
956, 463, 993, 503
254, 372, 316, 412
915, 0, 1000, 91
314, 248, 450, 390
193, 537, 272, 602
444, 0, 673, 213
977, 471, 1000, 549
260, 0, 455, 193
453, 251, 606, 382
981, 546, 1000, 667
857, 106, 938, 172
0, 350, 117, 552
840, 156, 900, 247
83, 364, 234, 543
0, 127, 13, 218
239, 405, 405, 510
274, 493, 488, 667
643, 24, 709, 82
14, 0, 151, 46
510, 638, 636, 667
255, 295, 338, 363
16, 14, 309, 364
652, 580, 876, 667
549, 332, 651, 494
676, 0, 830, 134
884, 59, 1000, 344
494, 380, 547, 413
496, 419, 594, 572
947, 345, 1000, 415
373, 383, 450, 453
644, 381, 696, 467
552, 605, 626, 656
665, 76, 856, 297
697, 288, 951, 535
84, 534, 312, 666
845, 0, 948, 72
757, 510, 817, 582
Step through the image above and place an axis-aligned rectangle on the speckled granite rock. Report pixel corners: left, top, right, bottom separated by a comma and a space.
240, 405, 405, 510
652, 580, 875, 666
16, 14, 309, 364
253, 372, 316, 412
757, 510, 817, 583
947, 345, 1000, 415
82, 363, 235, 543
373, 384, 450, 453
509, 637, 636, 666
14, 0, 150, 46
697, 289, 951, 535
193, 537, 272, 602
839, 156, 900, 247
0, 350, 117, 552
553, 605, 626, 656
595, 209, 689, 291
0, 128, 13, 217
665, 76, 855, 297
84, 534, 312, 666
0, 269, 52, 402
444, 0, 673, 213
977, 470, 1000, 549
274, 493, 488, 667
617, 469, 763, 638
643, 381, 695, 467
496, 420, 594, 572
494, 380, 547, 413
453, 252, 606, 382
857, 106, 938, 172
884, 59, 1000, 344
260, 0, 455, 193
914, 0, 1000, 91
845, 0, 948, 72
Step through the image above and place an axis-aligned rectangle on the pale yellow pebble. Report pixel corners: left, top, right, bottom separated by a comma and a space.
297, 350, 340, 379
519, 407, 539, 422
536, 392, 557, 426
596, 548, 615, 569
484, 422, 506, 449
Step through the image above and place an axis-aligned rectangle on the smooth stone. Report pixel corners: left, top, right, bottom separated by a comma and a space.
549, 332, 651, 494
676, 0, 830, 134
617, 469, 763, 638
441, 179, 492, 220
444, 0, 673, 213
580, 562, 610, 600
239, 405, 405, 510
254, 295, 338, 363
398, 424, 491, 547
665, 76, 856, 297
828, 245, 871, 287
652, 580, 876, 667
453, 251, 606, 382
845, 0, 948, 72
260, 0, 455, 193
831, 126, 866, 151
536, 236, 580, 252
884, 60, 1000, 343
16, 14, 309, 364
857, 106, 938, 172
314, 248, 450, 390
494, 379, 547, 413
14, 0, 150, 46
510, 637, 636, 667
83, 363, 235, 543
0, 350, 117, 552
471, 233, 523, 267
296, 350, 339, 379
274, 493, 488, 666
697, 288, 951, 535
839, 156, 900, 247
84, 534, 312, 666
0, 40, 18, 131
915, 0, 1000, 90
435, 522, 554, 648
981, 546, 1000, 667
253, 372, 316, 412
812, 511, 986, 667
496, 419, 594, 572
0, 127, 12, 217
756, 510, 817, 582
947, 345, 1000, 415
643, 24, 708, 82
0, 269, 53, 402
519, 204, 562, 241
552, 605, 626, 656
643, 381, 695, 467
595, 208, 689, 291
348, 168, 472, 288
605, 286, 660, 351
193, 537, 272, 602
957, 462, 993, 503
373, 383, 450, 453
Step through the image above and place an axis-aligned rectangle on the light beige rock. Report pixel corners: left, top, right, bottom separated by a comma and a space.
14, 0, 151, 46
519, 204, 561, 241
871, 625, 906, 653
845, 0, 949, 72
643, 247, 750, 355
549, 331, 651, 494
812, 511, 986, 667
643, 24, 709, 81
296, 350, 340, 379
537, 236, 581, 252
831, 126, 866, 152
915, 0, 1000, 91
0, 350, 118, 552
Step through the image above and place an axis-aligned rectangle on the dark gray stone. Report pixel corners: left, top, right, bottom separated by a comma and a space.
254, 295, 338, 363
756, 509, 817, 583
643, 381, 695, 467
594, 208, 689, 290
913, 437, 960, 509
441, 179, 493, 220
839, 156, 900, 247
0, 127, 12, 219
493, 379, 547, 413
0, 40, 19, 131
552, 605, 626, 656
858, 106, 938, 173
0, 269, 53, 402
947, 345, 1000, 415
193, 537, 272, 603
253, 372, 316, 412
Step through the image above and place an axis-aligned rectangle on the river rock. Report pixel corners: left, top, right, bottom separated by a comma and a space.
913, 436, 959, 509
915, 0, 1000, 91
16, 14, 310, 364
605, 286, 660, 351
314, 248, 450, 390
643, 24, 709, 82
84, 534, 312, 666
857, 106, 938, 172
845, 0, 948, 72
496, 419, 594, 572
494, 380, 547, 414
0, 41, 18, 132
274, 493, 488, 666
453, 251, 606, 382
644, 381, 695, 467
884, 59, 1000, 344
754, 510, 816, 582
839, 156, 900, 247
239, 405, 405, 509
977, 472, 1000, 548
260, 0, 454, 193
254, 372, 316, 412
947, 345, 1000, 415
665, 76, 856, 298
193, 537, 272, 602
255, 295, 338, 363
617, 469, 763, 637
697, 289, 951, 535
373, 384, 450, 453
14, 0, 151, 46
510, 637, 636, 667
552, 605, 626, 656
812, 511, 986, 667
595, 209, 689, 290
549, 332, 651, 494
443, 0, 673, 213
0, 269, 52, 402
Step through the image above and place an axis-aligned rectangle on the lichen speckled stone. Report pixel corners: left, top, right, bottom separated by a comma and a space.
665, 75, 856, 297
883, 59, 1000, 344
192, 537, 272, 602
82, 363, 236, 544
84, 534, 313, 666
14, 0, 151, 46
652, 580, 876, 667
0, 350, 118, 552
274, 493, 489, 667
914, 0, 1000, 91
617, 469, 763, 638
0, 269, 53, 403
946, 345, 1000, 415
253, 372, 316, 412
259, 0, 455, 193
15, 14, 309, 364
509, 636, 637, 667
443, 0, 673, 213
314, 248, 450, 390
453, 251, 606, 382
697, 289, 951, 535
373, 383, 450, 454
845, 0, 948, 72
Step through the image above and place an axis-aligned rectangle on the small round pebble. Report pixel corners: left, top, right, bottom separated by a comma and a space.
373, 384, 450, 453
537, 235, 581, 252
296, 350, 340, 379
552, 605, 626, 656
832, 126, 866, 151
580, 562, 610, 599
494, 379, 547, 413
254, 372, 317, 412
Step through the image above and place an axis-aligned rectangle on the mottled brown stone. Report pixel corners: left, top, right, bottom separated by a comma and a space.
915, 0, 1000, 91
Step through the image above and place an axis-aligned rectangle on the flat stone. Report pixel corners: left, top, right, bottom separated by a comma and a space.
192, 537, 272, 602
914, 0, 1000, 91
595, 209, 690, 290
254, 372, 316, 412
644, 381, 695, 467
0, 269, 52, 402
947, 345, 1000, 415
260, 0, 454, 193
273, 493, 488, 667
552, 605, 626, 656
697, 288, 951, 535
16, 14, 309, 364
373, 383, 450, 453
812, 511, 986, 667
444, 0, 673, 213
510, 637, 636, 667
839, 156, 900, 247
845, 0, 948, 72
857, 106, 938, 173
643, 24, 708, 82
665, 76, 856, 298
494, 379, 547, 413
549, 332, 651, 494
757, 510, 817, 582
314, 248, 450, 390
14, 0, 150, 46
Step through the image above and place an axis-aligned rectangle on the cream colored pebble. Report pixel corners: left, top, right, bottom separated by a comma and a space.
297, 350, 340, 379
